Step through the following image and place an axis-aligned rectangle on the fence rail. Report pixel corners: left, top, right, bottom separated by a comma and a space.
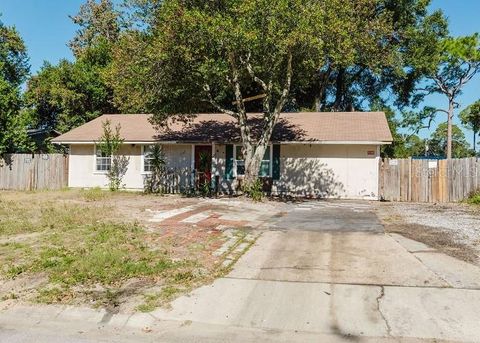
0, 154, 68, 191
379, 157, 480, 203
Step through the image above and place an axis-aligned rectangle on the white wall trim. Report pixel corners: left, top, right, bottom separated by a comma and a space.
93, 144, 108, 174
140, 144, 154, 175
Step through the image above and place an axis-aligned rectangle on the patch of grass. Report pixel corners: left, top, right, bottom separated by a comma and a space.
465, 190, 480, 204
1, 219, 202, 307
0, 197, 109, 236
81, 187, 109, 202
7, 222, 179, 287
1, 292, 18, 301
35, 287, 66, 304
0, 189, 230, 310
137, 285, 181, 312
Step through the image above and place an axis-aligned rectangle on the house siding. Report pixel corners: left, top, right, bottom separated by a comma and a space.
68, 144, 192, 190
273, 144, 379, 199
68, 143, 380, 199
69, 144, 144, 189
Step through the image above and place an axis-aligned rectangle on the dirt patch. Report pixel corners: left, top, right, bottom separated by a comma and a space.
377, 202, 480, 265
0, 189, 266, 313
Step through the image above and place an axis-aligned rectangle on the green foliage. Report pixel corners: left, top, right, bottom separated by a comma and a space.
111, 0, 403, 118
243, 179, 263, 202
460, 101, 480, 132
143, 144, 167, 194
466, 190, 480, 205
295, 1, 448, 111
25, 43, 117, 134
0, 19, 32, 155
69, 0, 120, 57
25, 1, 120, 142
98, 120, 129, 191
429, 123, 474, 158
460, 100, 480, 150
81, 187, 109, 201
110, 0, 406, 182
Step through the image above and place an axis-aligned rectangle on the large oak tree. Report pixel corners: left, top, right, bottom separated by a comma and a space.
111, 0, 396, 185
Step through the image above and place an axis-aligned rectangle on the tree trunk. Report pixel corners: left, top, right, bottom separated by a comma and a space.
473, 131, 477, 153
446, 99, 454, 159
332, 67, 345, 111
243, 143, 268, 186
315, 66, 331, 111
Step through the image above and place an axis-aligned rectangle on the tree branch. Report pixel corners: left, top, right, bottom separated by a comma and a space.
259, 51, 293, 146
203, 83, 237, 118
241, 53, 268, 91
229, 52, 251, 145
273, 51, 293, 115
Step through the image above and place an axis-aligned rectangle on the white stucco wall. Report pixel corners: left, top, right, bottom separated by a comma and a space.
68, 144, 144, 189
68, 144, 192, 190
68, 143, 380, 198
274, 144, 380, 199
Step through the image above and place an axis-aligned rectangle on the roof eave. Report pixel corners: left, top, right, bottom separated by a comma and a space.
53, 139, 393, 145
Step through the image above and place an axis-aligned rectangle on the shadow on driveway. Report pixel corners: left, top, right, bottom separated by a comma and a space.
269, 200, 384, 233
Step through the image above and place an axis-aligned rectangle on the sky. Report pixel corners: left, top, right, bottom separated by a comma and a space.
1, 0, 480, 144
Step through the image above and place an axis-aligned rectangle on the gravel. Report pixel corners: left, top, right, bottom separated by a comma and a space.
378, 202, 480, 264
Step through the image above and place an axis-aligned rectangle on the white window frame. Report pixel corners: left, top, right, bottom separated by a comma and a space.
141, 145, 156, 174
93, 144, 111, 174
233, 144, 273, 178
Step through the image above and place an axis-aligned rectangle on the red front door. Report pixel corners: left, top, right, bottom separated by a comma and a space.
194, 145, 212, 182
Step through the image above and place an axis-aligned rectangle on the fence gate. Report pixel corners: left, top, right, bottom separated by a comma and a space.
379, 157, 480, 203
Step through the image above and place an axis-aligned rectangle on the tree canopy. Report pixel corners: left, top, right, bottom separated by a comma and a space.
460, 100, 480, 151
0, 18, 32, 155
108, 0, 415, 183
429, 122, 473, 158
404, 33, 480, 158
3, 0, 480, 164
25, 1, 120, 143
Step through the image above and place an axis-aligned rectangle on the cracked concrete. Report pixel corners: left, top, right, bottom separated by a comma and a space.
376, 286, 392, 337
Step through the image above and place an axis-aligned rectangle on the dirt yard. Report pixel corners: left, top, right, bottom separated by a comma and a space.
0, 189, 277, 313
377, 201, 480, 265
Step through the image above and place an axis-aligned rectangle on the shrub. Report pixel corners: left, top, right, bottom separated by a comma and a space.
466, 190, 480, 204
98, 120, 129, 191
81, 187, 107, 202
144, 144, 167, 194
243, 179, 263, 202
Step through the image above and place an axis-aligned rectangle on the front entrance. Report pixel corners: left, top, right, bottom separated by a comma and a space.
194, 145, 212, 186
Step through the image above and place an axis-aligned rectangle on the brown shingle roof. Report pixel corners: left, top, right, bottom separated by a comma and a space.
52, 112, 393, 144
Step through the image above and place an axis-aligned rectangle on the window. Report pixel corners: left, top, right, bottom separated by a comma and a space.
95, 147, 111, 172
143, 145, 154, 172
234, 145, 271, 177
235, 146, 245, 176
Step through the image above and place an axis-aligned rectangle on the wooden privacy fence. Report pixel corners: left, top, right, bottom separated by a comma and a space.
0, 154, 68, 191
379, 157, 480, 203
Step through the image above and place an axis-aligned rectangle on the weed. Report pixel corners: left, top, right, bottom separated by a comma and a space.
81, 187, 108, 202
137, 285, 180, 312
1, 292, 18, 301
243, 179, 264, 202
36, 287, 65, 304
466, 190, 480, 204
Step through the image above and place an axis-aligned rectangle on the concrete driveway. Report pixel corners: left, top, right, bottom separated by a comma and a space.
151, 200, 480, 342
2, 200, 480, 342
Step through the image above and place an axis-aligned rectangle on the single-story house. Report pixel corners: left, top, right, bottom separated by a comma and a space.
52, 112, 392, 199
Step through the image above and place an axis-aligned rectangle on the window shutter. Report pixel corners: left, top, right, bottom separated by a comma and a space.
225, 144, 234, 180
272, 144, 281, 180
